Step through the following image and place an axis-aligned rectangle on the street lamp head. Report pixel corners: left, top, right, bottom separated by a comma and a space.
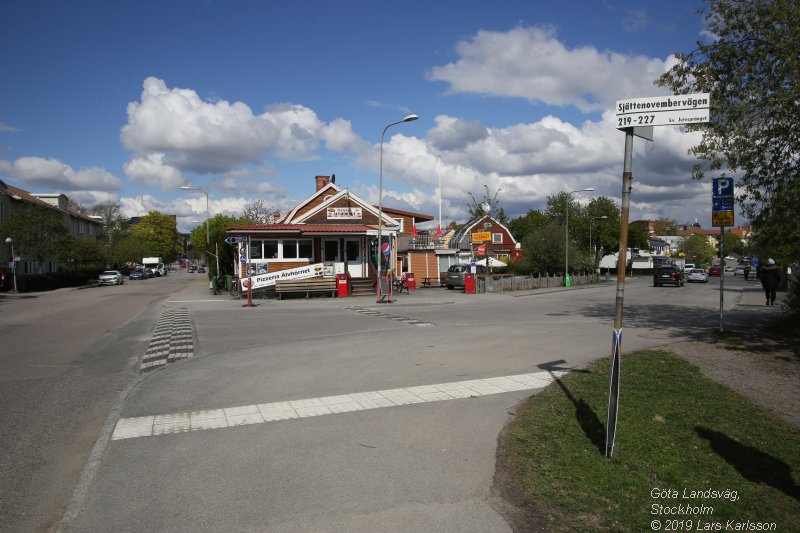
583, 188, 595, 192
179, 186, 191, 190
402, 114, 419, 123
4, 237, 11, 244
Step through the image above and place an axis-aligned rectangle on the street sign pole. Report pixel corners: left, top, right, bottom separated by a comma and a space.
604, 93, 710, 459
719, 226, 725, 332
606, 127, 634, 459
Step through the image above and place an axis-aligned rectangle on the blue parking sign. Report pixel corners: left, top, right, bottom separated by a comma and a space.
712, 177, 734, 197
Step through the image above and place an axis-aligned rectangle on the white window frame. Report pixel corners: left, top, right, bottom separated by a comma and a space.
492, 232, 503, 244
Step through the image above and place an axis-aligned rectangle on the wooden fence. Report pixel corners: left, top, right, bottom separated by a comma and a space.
478, 272, 600, 292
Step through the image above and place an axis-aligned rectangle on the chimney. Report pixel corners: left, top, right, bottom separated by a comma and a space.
273, 212, 281, 223
315, 175, 330, 191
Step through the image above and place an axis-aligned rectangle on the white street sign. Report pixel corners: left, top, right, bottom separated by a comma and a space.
615, 93, 710, 129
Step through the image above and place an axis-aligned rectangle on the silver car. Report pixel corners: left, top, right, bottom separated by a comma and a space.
99, 270, 124, 286
686, 268, 709, 283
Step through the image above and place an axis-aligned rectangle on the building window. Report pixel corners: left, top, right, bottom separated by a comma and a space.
276, 239, 312, 259
250, 240, 263, 259
263, 240, 278, 259
282, 240, 299, 259
298, 240, 312, 258
492, 233, 503, 244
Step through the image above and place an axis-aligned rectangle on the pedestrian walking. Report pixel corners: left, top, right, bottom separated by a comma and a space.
759, 258, 780, 306
744, 265, 750, 281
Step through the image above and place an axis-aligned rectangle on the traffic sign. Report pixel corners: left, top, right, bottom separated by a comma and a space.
240, 255, 247, 264
712, 211, 734, 227
712, 177, 734, 197
225, 236, 248, 244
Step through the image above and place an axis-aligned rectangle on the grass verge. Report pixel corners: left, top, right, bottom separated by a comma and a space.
498, 350, 800, 531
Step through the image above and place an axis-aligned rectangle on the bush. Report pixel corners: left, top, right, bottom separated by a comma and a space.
16, 271, 92, 292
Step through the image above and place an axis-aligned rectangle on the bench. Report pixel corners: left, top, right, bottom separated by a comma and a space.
274, 279, 337, 300
421, 277, 433, 288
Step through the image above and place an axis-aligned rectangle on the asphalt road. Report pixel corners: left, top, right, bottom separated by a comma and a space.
58, 272, 765, 532
0, 271, 198, 532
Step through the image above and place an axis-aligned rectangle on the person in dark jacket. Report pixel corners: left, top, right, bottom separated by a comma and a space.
759, 258, 780, 306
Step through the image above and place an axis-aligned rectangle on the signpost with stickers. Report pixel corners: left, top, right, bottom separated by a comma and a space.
605, 94, 711, 458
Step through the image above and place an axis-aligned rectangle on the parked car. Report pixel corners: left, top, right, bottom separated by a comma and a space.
129, 268, 149, 280
682, 263, 696, 272
187, 265, 197, 273
708, 266, 722, 276
445, 264, 487, 290
653, 266, 685, 287
99, 270, 124, 286
197, 266, 206, 273
686, 268, 709, 283
733, 265, 748, 276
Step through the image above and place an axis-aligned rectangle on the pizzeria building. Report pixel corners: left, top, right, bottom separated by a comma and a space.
225, 175, 434, 295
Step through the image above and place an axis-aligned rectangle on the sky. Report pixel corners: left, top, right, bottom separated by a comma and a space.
0, 0, 725, 234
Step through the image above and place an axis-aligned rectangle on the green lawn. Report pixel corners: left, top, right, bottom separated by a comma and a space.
500, 351, 800, 531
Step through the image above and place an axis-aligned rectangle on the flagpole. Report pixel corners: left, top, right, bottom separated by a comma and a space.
437, 155, 442, 238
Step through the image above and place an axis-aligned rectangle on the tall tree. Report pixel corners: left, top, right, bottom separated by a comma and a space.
653, 219, 679, 236
189, 214, 248, 277
509, 209, 550, 244
2, 203, 70, 273
657, 0, 800, 259
129, 211, 181, 261
680, 233, 717, 266
241, 199, 280, 224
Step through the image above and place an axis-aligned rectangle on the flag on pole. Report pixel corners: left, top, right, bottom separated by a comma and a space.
436, 223, 442, 237
412, 224, 418, 236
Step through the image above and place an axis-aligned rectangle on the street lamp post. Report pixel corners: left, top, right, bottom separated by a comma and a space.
565, 188, 595, 285
377, 114, 418, 301
180, 186, 215, 274
589, 215, 609, 257
5, 237, 17, 293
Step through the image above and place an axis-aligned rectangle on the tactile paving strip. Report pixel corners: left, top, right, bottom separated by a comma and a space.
140, 307, 193, 372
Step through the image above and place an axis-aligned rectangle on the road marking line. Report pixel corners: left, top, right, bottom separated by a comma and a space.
111, 370, 568, 441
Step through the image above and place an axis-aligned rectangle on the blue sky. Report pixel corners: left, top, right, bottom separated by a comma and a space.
1, 0, 722, 233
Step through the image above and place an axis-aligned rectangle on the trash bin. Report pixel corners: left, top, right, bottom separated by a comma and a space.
336, 273, 350, 297
405, 273, 416, 290
464, 273, 475, 294
224, 275, 233, 291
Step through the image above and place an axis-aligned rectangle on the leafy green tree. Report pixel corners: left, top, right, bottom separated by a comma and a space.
3, 203, 71, 273
69, 237, 106, 269
109, 234, 152, 267
520, 221, 566, 275
509, 209, 550, 244
627, 223, 651, 251
129, 211, 181, 261
680, 233, 717, 266
189, 214, 248, 277
657, 0, 800, 260
585, 197, 620, 258
653, 219, 679, 236
721, 229, 745, 257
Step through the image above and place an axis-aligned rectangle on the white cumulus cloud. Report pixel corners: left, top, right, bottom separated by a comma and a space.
427, 26, 673, 113
0, 156, 123, 191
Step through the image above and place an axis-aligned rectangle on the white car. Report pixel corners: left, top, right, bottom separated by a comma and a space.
686, 268, 709, 283
99, 270, 124, 285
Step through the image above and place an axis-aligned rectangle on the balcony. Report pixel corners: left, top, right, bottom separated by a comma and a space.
397, 235, 450, 251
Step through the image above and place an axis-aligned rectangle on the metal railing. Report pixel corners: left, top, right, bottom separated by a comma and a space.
397, 235, 449, 250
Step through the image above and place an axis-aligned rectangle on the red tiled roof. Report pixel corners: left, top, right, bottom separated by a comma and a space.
226, 224, 377, 233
